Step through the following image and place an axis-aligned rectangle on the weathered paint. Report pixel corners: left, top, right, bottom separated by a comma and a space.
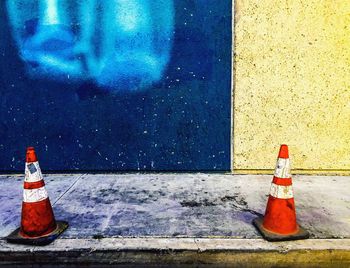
269, 183, 293, 199
234, 0, 350, 171
274, 158, 291, 178
23, 187, 48, 203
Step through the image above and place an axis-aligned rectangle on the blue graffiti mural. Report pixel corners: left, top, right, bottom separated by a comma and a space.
0, 0, 232, 171
6, 0, 174, 92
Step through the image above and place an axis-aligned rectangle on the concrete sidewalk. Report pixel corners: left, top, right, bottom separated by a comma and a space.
0, 173, 349, 266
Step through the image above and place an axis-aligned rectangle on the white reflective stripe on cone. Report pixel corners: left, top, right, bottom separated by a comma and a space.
24, 161, 43, 182
274, 158, 291, 178
269, 183, 294, 199
23, 186, 48, 203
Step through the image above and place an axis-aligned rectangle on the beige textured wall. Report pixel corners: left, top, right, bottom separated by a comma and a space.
233, 0, 350, 172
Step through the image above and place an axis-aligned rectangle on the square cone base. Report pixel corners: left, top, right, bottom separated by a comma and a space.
6, 221, 68, 246
253, 217, 309, 242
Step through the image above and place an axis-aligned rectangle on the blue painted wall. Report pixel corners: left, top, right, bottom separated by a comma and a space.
0, 0, 232, 171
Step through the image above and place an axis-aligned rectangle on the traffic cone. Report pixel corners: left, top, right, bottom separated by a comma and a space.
253, 144, 309, 241
6, 147, 68, 245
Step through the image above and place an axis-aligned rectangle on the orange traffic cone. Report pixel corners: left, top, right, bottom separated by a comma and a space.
253, 144, 309, 241
6, 147, 68, 245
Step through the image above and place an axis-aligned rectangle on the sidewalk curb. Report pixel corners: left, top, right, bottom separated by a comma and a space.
1, 238, 349, 267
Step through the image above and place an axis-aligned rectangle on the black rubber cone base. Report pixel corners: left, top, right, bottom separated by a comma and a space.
253, 217, 309, 242
6, 221, 68, 246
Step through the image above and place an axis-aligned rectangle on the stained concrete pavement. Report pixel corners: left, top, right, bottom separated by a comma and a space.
0, 173, 349, 266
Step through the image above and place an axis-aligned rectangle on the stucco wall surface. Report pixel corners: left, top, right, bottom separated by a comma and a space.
234, 0, 350, 171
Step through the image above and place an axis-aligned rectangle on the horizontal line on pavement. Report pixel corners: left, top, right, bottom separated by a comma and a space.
1, 238, 349, 252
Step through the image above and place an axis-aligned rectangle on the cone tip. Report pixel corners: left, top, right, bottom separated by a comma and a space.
26, 147, 38, 163
278, 144, 289, 158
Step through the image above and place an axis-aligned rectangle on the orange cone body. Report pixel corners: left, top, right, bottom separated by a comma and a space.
253, 145, 309, 241
20, 147, 57, 237
262, 145, 297, 234
6, 147, 68, 245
